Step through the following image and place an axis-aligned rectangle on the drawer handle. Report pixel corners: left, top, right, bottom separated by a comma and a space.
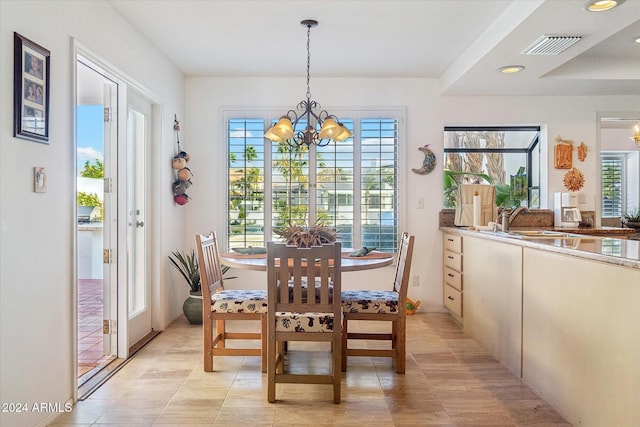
447, 273, 454, 277
447, 296, 455, 301
447, 238, 454, 242
447, 255, 454, 259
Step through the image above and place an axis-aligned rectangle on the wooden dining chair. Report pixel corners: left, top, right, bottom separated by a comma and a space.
266, 241, 342, 403
195, 232, 268, 372
341, 232, 415, 373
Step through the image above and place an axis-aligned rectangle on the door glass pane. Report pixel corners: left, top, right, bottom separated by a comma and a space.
127, 109, 146, 316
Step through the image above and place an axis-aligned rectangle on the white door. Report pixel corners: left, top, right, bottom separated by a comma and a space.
126, 91, 152, 348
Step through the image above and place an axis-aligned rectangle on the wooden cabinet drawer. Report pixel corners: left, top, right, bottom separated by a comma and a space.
444, 234, 462, 253
444, 284, 462, 318
444, 250, 462, 271
444, 266, 462, 291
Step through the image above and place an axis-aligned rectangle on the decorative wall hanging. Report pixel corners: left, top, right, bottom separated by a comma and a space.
577, 142, 588, 162
554, 136, 573, 169
13, 32, 50, 143
563, 167, 585, 191
172, 115, 192, 205
411, 144, 436, 175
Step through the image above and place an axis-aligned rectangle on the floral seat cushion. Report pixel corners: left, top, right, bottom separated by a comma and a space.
274, 311, 343, 332
341, 290, 399, 314
211, 289, 268, 313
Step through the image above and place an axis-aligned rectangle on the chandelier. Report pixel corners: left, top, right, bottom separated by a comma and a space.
264, 20, 352, 147
631, 124, 640, 148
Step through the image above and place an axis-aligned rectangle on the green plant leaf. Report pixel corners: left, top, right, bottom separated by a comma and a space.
168, 249, 200, 293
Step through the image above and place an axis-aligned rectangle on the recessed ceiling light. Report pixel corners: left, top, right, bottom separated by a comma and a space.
584, 0, 625, 12
498, 65, 525, 74
635, 36, 640, 44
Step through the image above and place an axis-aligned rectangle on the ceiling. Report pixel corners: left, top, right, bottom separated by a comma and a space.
107, 0, 640, 97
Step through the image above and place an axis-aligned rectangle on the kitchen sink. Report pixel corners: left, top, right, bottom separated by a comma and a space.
509, 230, 571, 238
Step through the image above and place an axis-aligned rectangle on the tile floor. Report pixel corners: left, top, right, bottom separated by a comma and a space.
78, 279, 111, 378
52, 313, 570, 426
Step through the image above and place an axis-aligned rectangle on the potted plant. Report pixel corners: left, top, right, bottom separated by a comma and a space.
622, 208, 640, 230
168, 249, 202, 325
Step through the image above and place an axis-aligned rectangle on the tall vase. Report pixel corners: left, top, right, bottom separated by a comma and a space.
183, 291, 203, 325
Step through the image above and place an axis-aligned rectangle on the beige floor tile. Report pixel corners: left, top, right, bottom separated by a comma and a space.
53, 313, 569, 427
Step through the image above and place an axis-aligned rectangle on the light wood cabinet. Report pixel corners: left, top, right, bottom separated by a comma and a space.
443, 233, 463, 321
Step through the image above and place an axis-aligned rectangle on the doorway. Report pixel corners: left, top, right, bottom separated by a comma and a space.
76, 60, 116, 380
75, 50, 159, 397
598, 114, 640, 230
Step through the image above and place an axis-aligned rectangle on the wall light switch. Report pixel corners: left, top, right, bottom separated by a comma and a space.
34, 167, 46, 193
417, 197, 425, 209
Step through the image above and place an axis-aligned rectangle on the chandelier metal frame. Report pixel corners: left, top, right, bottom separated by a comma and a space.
264, 19, 351, 147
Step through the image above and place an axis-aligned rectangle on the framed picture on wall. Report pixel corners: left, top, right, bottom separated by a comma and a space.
13, 32, 50, 144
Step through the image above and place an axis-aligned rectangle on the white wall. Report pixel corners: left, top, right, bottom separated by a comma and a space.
0, 1, 185, 426
184, 76, 640, 312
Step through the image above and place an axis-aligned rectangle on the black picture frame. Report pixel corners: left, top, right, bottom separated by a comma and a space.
14, 32, 50, 143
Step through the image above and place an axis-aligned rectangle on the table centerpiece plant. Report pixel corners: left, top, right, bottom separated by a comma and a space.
274, 220, 337, 248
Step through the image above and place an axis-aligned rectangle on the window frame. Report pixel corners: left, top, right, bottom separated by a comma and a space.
443, 125, 541, 208
222, 108, 406, 253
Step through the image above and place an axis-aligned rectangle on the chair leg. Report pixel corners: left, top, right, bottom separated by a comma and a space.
267, 332, 276, 403
341, 316, 348, 372
396, 317, 406, 374
276, 340, 285, 374
216, 319, 226, 348
203, 314, 213, 372
333, 334, 342, 403
261, 314, 267, 373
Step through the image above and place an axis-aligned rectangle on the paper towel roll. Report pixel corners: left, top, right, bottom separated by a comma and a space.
473, 191, 481, 227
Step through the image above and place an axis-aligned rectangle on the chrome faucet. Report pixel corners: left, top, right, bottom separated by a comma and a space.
509, 206, 527, 224
498, 206, 528, 232
501, 209, 511, 232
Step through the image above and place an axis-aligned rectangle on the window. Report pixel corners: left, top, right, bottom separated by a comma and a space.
443, 126, 540, 208
227, 113, 401, 252
601, 153, 624, 217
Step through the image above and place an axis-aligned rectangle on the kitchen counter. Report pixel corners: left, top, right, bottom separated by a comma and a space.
440, 226, 640, 270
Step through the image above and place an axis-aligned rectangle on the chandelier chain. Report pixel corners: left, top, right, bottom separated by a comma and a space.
306, 23, 312, 101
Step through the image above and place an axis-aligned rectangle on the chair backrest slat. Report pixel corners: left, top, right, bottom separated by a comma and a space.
392, 233, 414, 302
267, 242, 341, 314
195, 232, 225, 307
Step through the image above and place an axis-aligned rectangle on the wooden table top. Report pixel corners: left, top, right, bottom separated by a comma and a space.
220, 250, 394, 272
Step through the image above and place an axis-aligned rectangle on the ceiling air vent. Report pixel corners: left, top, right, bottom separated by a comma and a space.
522, 35, 582, 55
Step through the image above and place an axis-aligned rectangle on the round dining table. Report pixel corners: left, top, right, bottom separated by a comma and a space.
220, 250, 394, 272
